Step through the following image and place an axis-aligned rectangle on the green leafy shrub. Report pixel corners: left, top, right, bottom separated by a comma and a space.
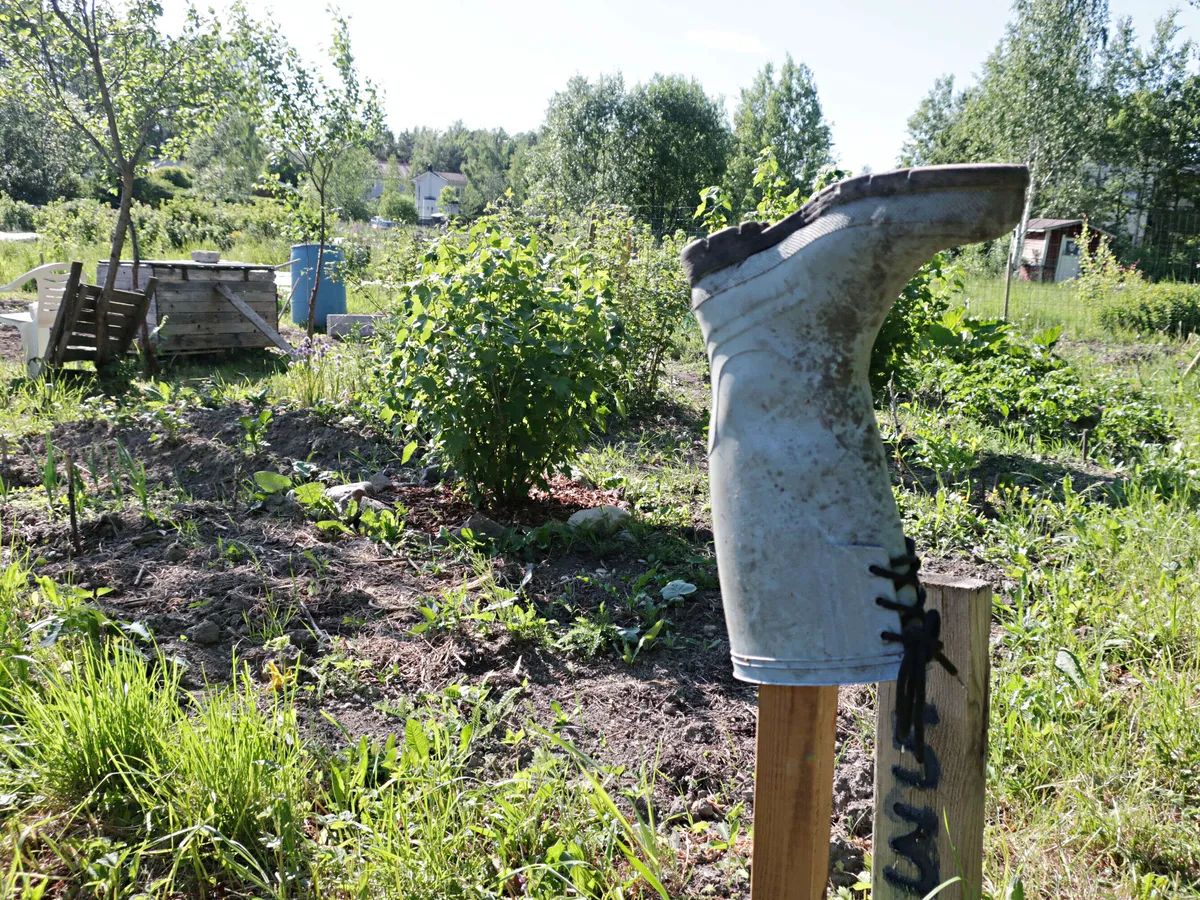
34, 198, 116, 250
384, 210, 623, 503
1098, 282, 1200, 336
871, 251, 960, 393
1075, 221, 1141, 307
576, 206, 691, 409
915, 309, 1172, 457
0, 192, 35, 232
379, 189, 418, 224
155, 166, 193, 189
160, 196, 238, 249
133, 173, 178, 206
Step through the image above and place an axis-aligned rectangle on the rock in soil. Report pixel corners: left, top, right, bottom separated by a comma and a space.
689, 796, 722, 821
567, 505, 630, 531
187, 619, 222, 646
454, 514, 507, 542
326, 481, 376, 503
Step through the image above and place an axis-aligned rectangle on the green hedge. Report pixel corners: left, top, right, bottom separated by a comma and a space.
0, 193, 36, 232
1099, 283, 1200, 336
32, 196, 287, 254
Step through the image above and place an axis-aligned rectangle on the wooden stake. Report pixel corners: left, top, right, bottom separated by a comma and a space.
873, 574, 991, 900
752, 684, 839, 900
66, 452, 81, 557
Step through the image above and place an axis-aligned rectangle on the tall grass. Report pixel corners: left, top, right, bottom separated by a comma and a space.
0, 557, 676, 898
960, 275, 1107, 337
154, 669, 313, 890
1, 643, 182, 808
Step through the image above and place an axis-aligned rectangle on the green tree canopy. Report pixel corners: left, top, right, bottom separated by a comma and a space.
0, 90, 80, 204
0, 0, 242, 317
254, 10, 382, 335
726, 54, 833, 211
527, 71, 731, 227
899, 0, 1200, 275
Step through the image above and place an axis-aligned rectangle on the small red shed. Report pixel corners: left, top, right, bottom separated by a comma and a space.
1019, 219, 1109, 282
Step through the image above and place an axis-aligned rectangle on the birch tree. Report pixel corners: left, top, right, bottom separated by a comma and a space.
0, 0, 237, 345
255, 13, 382, 339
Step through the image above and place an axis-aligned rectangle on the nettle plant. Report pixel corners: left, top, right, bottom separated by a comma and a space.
384, 209, 624, 504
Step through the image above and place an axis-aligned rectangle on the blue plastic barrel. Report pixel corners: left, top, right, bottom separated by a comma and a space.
290, 243, 347, 328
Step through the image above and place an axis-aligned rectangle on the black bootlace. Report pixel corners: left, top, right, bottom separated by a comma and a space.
871, 538, 957, 763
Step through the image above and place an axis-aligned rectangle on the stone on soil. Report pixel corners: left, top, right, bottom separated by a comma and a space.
455, 514, 507, 542
325, 481, 376, 503
187, 619, 222, 645
567, 505, 630, 531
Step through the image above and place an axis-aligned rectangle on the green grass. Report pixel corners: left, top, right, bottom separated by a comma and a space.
961, 275, 1107, 337
0, 556, 676, 898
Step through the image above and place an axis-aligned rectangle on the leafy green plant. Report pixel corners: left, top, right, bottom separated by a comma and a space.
115, 441, 151, 518
383, 208, 623, 504
871, 252, 962, 393
238, 408, 273, 454
136, 381, 191, 445
40, 434, 59, 520
0, 191, 35, 232
574, 207, 691, 409
914, 309, 1172, 458
1098, 281, 1200, 337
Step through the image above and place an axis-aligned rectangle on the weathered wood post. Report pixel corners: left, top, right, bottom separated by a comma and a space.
752, 685, 839, 899
873, 574, 991, 900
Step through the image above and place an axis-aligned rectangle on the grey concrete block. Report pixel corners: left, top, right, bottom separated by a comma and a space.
327, 314, 385, 340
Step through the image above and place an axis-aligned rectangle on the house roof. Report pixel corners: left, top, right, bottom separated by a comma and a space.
437, 171, 467, 186
1025, 218, 1112, 237
376, 160, 411, 177
1026, 218, 1081, 232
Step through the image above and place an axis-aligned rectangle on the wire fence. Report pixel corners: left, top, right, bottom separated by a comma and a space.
1128, 208, 1200, 284
959, 276, 1103, 335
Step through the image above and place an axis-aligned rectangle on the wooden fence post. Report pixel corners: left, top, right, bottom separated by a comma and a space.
872, 575, 991, 900
752, 684, 839, 900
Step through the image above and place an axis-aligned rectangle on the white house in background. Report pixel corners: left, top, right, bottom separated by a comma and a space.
413, 166, 467, 222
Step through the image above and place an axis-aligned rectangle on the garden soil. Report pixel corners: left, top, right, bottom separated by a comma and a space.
0, 393, 1001, 894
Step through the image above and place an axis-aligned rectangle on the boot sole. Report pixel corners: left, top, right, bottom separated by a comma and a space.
682, 163, 1030, 285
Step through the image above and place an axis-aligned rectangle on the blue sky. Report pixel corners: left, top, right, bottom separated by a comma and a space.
164, 0, 1199, 173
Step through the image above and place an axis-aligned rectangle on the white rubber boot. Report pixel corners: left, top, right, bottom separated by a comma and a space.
683, 165, 1028, 696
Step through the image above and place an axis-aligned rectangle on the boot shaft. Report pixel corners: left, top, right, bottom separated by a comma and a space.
684, 164, 1029, 686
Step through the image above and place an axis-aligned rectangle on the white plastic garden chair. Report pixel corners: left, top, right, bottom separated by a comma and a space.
0, 262, 73, 371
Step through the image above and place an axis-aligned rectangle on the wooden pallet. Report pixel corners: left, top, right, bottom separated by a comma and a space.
98, 260, 280, 354
44, 262, 157, 369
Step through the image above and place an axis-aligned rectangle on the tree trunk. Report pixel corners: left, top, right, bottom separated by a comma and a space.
306, 205, 326, 341
1003, 177, 1035, 321
97, 166, 135, 367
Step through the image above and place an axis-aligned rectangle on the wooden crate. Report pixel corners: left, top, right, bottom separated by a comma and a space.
97, 260, 278, 354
